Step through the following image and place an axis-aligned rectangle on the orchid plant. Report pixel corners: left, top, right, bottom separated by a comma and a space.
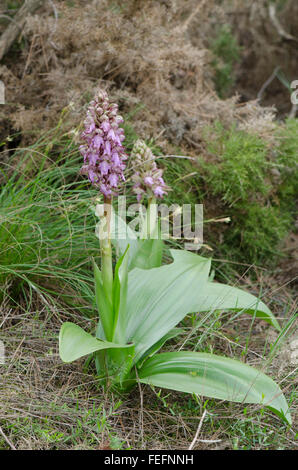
59, 90, 291, 425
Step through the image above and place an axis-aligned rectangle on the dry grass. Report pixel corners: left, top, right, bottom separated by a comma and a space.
1, 271, 297, 450
0, 0, 279, 150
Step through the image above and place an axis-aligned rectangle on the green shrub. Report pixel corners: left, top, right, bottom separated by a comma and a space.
275, 118, 298, 207
194, 121, 297, 267
134, 120, 296, 268
224, 204, 291, 263
210, 25, 241, 98
201, 123, 270, 204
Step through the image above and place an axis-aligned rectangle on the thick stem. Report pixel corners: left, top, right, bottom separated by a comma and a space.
147, 196, 157, 239
100, 196, 113, 306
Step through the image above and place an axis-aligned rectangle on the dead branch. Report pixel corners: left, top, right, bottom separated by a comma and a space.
257, 66, 280, 100
0, 0, 45, 61
268, 4, 297, 42
0, 425, 16, 450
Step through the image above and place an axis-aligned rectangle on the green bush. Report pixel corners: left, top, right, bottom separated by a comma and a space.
201, 123, 270, 204
210, 25, 241, 98
224, 204, 291, 263
275, 118, 298, 207
195, 120, 297, 266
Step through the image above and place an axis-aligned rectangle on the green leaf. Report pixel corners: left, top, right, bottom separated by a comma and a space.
138, 328, 185, 367
130, 238, 163, 270
111, 213, 139, 267
93, 260, 113, 341
112, 246, 130, 343
132, 214, 163, 269
125, 250, 280, 363
105, 343, 135, 388
126, 249, 279, 362
192, 282, 280, 331
111, 213, 163, 270
59, 322, 132, 363
126, 249, 211, 362
138, 351, 292, 425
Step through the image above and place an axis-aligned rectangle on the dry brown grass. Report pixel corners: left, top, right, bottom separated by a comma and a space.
0, 0, 281, 151
1, 275, 297, 450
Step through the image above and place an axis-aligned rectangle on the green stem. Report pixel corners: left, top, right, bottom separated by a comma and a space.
100, 196, 113, 307
147, 196, 157, 239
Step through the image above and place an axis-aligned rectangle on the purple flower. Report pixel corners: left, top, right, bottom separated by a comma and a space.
144, 176, 154, 186
109, 174, 118, 187
86, 122, 95, 133
89, 153, 98, 166
104, 141, 111, 156
89, 169, 98, 184
99, 160, 110, 175
101, 121, 110, 133
112, 152, 120, 166
100, 183, 111, 197
153, 186, 164, 198
93, 135, 103, 149
107, 128, 116, 141
79, 89, 127, 197
131, 140, 170, 201
79, 144, 87, 155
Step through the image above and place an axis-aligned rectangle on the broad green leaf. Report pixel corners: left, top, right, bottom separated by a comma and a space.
126, 249, 279, 363
111, 213, 163, 270
126, 249, 211, 362
138, 328, 185, 368
192, 282, 280, 331
59, 322, 132, 363
110, 213, 139, 267
112, 246, 130, 343
96, 320, 105, 340
132, 213, 163, 269
138, 351, 292, 425
93, 260, 113, 341
130, 238, 163, 270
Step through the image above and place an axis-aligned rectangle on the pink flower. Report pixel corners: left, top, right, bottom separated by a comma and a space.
89, 153, 98, 166
99, 160, 110, 175
154, 186, 164, 198
144, 176, 154, 186
93, 135, 103, 149
131, 140, 170, 202
79, 89, 127, 196
109, 174, 118, 187
101, 121, 110, 133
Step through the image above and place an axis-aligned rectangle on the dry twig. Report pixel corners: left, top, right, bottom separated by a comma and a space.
0, 425, 16, 450
0, 0, 45, 61
188, 409, 207, 450
268, 4, 297, 42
